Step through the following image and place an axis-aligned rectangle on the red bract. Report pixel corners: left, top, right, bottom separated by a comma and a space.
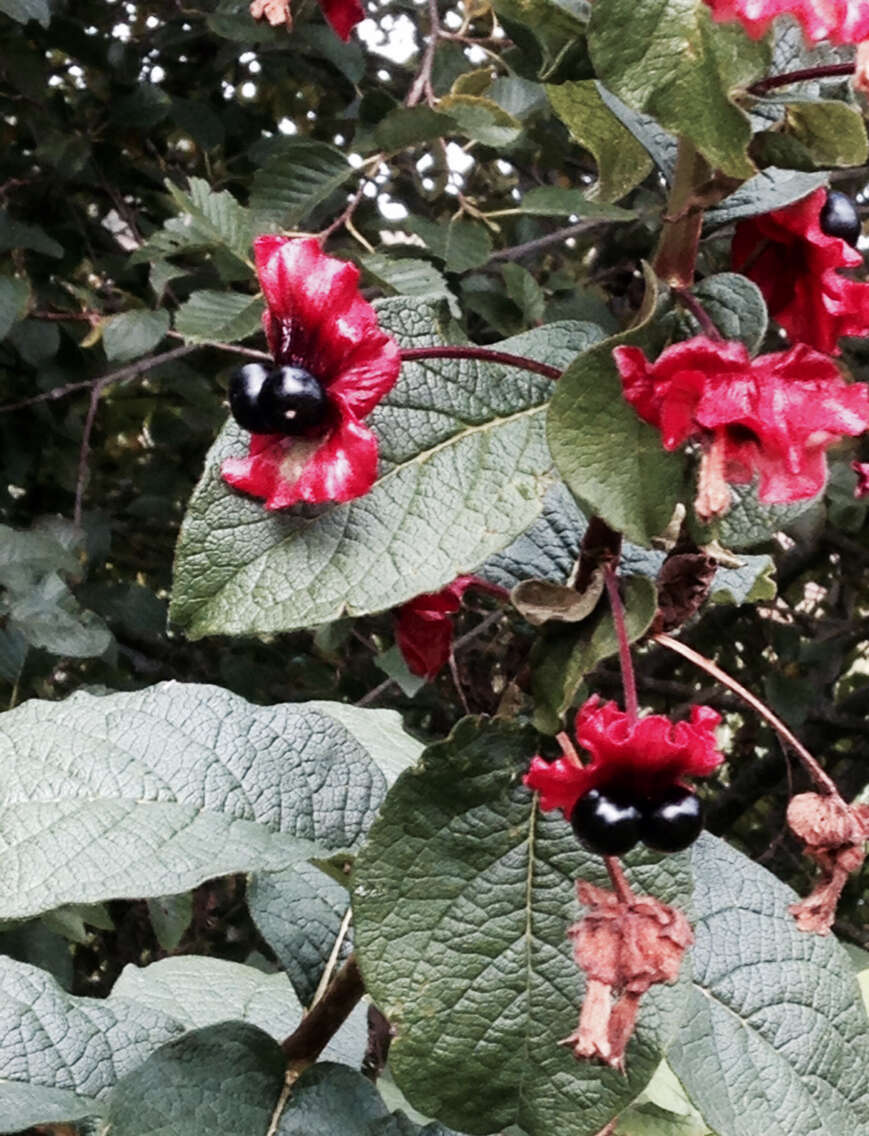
614, 336, 869, 515
395, 576, 507, 679
524, 696, 724, 815
703, 0, 869, 43
221, 236, 400, 510
732, 189, 869, 356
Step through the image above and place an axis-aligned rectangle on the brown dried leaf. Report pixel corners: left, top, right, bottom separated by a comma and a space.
511, 570, 604, 627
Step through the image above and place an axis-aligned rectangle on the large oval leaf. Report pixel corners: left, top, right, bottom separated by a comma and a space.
669, 835, 869, 1136
352, 717, 693, 1136
170, 299, 601, 638
0, 683, 420, 919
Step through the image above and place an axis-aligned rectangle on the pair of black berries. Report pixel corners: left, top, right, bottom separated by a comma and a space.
820, 191, 862, 247
570, 785, 703, 856
229, 363, 330, 436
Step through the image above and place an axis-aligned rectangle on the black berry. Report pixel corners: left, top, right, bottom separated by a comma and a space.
570, 788, 641, 856
820, 191, 861, 248
228, 363, 274, 434
259, 365, 330, 436
638, 787, 703, 853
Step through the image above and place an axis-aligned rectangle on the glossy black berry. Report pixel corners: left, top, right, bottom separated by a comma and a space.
228, 363, 273, 434
638, 787, 703, 853
820, 191, 861, 248
259, 365, 330, 436
570, 788, 641, 856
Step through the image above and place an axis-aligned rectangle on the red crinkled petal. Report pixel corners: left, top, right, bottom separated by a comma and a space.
523, 696, 724, 816
615, 335, 869, 505
704, 0, 869, 43
733, 189, 869, 356
394, 576, 505, 679
220, 413, 378, 509
252, 237, 400, 407
317, 0, 364, 39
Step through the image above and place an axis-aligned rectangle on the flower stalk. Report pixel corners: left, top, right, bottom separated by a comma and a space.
603, 561, 639, 724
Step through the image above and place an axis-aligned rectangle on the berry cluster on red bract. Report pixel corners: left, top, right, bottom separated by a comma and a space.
703, 0, 869, 43
221, 236, 400, 510
732, 188, 869, 356
615, 335, 869, 508
395, 576, 507, 679
525, 696, 724, 815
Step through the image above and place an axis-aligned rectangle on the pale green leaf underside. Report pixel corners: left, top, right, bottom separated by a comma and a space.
670, 835, 869, 1136
0, 683, 413, 918
170, 300, 601, 637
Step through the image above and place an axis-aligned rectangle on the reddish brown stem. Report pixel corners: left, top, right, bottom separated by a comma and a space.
604, 856, 635, 905
603, 562, 638, 724
654, 632, 839, 797
673, 288, 724, 341
653, 137, 708, 288
748, 62, 855, 96
400, 345, 562, 380
281, 955, 365, 1064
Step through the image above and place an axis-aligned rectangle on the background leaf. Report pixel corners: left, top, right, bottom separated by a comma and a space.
669, 835, 869, 1136
174, 291, 265, 344
102, 311, 170, 364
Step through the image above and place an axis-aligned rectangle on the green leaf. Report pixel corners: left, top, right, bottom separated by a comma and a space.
0, 275, 30, 340
547, 294, 687, 546
146, 893, 193, 952
363, 254, 456, 311
518, 186, 636, 220
615, 1061, 717, 1135
481, 481, 587, 589
716, 481, 822, 550
374, 106, 456, 150
276, 1063, 459, 1135
0, 0, 49, 25
352, 718, 693, 1136
105, 1021, 285, 1136
669, 835, 869, 1136
102, 310, 170, 363
402, 216, 493, 271
170, 303, 602, 637
0, 956, 181, 1125
687, 273, 768, 354
0, 684, 412, 918
589, 0, 767, 178
503, 262, 545, 323
530, 575, 658, 731
174, 290, 264, 343
438, 94, 523, 147
0, 211, 62, 256
595, 83, 678, 182
546, 81, 654, 203
111, 83, 172, 129
491, 0, 588, 78
704, 168, 828, 229
112, 957, 305, 1043
708, 552, 776, 604
780, 98, 868, 168
250, 139, 352, 227
165, 177, 253, 263
248, 861, 352, 1006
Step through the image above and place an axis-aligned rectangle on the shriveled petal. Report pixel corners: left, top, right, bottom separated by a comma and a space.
221, 414, 378, 509
317, 0, 364, 39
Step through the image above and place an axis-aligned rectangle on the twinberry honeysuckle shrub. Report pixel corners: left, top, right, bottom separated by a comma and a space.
703, 0, 869, 42
222, 236, 401, 510
732, 189, 869, 356
614, 335, 869, 519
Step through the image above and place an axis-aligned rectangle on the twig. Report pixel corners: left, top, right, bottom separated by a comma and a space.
0, 343, 199, 414
166, 329, 271, 360
281, 955, 365, 1063
406, 0, 440, 107
356, 677, 398, 706
448, 651, 471, 714
309, 906, 353, 1008
604, 856, 635, 905
319, 181, 367, 245
748, 62, 855, 96
603, 561, 638, 724
73, 376, 109, 527
400, 345, 561, 380
486, 219, 610, 263
654, 632, 839, 797
673, 288, 723, 341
